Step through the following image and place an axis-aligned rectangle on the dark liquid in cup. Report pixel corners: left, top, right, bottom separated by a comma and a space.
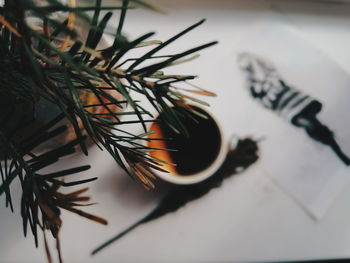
148, 106, 222, 176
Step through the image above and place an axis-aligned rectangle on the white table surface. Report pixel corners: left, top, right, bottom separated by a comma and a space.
2, 1, 350, 262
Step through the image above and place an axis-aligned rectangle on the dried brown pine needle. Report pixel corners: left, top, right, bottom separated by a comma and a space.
0, 15, 21, 37
60, 205, 108, 225
184, 89, 217, 97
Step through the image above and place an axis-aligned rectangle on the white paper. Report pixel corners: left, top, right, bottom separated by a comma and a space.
231, 22, 350, 220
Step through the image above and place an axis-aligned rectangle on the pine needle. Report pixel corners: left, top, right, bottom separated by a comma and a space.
60, 0, 76, 51
0, 15, 21, 37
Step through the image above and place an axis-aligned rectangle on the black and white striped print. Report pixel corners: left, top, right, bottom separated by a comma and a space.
238, 52, 350, 166
238, 53, 314, 123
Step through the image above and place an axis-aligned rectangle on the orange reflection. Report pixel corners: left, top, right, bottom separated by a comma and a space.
147, 122, 178, 175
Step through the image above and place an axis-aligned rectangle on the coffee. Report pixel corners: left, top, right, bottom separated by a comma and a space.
148, 106, 222, 176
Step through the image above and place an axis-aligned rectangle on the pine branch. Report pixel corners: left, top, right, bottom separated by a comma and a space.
0, 0, 217, 261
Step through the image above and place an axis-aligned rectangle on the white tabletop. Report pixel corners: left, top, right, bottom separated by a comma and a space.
2, 1, 350, 262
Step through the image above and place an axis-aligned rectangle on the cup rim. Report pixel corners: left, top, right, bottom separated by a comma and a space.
146, 103, 228, 185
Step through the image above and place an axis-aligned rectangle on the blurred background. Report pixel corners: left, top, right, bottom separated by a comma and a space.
2, 0, 350, 262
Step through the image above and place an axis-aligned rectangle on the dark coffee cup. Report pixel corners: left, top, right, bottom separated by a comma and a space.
147, 104, 228, 184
